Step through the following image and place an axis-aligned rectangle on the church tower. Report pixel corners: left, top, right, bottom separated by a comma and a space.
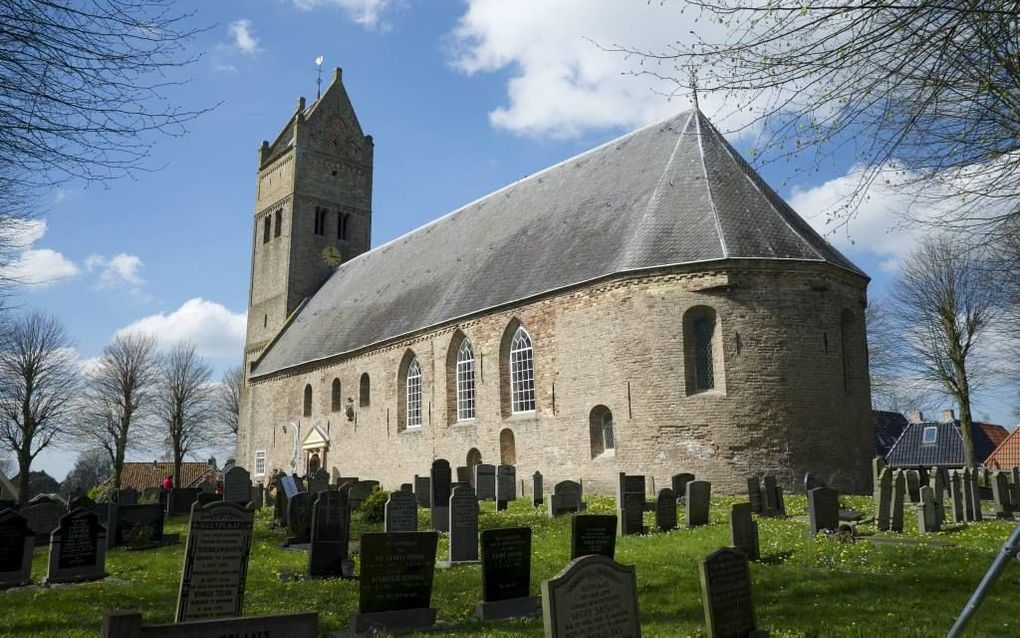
243, 68, 373, 370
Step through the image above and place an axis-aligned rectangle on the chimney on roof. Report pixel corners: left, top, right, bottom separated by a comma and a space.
942, 409, 956, 422
910, 411, 924, 423
207, 457, 217, 469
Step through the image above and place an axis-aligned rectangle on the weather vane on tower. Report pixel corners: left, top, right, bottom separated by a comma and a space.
315, 54, 325, 100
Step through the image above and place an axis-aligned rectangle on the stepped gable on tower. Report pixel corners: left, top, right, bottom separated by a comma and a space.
251, 108, 866, 378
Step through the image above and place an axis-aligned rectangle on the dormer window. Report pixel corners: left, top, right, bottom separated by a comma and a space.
922, 426, 938, 445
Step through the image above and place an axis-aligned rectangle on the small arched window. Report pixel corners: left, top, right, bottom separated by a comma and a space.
262, 216, 271, 244
359, 372, 370, 407
274, 209, 282, 237
331, 378, 341, 412
314, 207, 327, 236
509, 327, 536, 413
682, 306, 724, 395
406, 359, 422, 428
303, 384, 312, 417
589, 405, 615, 458
456, 340, 475, 421
338, 213, 350, 240
693, 316, 715, 391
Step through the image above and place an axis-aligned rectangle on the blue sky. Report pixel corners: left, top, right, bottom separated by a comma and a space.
7, 0, 1015, 479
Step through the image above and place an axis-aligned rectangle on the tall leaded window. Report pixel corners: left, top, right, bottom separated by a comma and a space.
303, 384, 312, 417
602, 410, 615, 450
510, 327, 536, 413
331, 378, 341, 412
693, 316, 715, 391
360, 372, 370, 407
274, 209, 282, 237
263, 216, 271, 243
456, 340, 475, 421
406, 358, 422, 428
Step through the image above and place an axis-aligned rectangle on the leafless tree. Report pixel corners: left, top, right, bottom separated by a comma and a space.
76, 333, 159, 488
60, 447, 110, 498
154, 343, 213, 487
213, 364, 244, 440
867, 298, 939, 414
891, 235, 998, 467
0, 312, 79, 504
613, 2, 1020, 242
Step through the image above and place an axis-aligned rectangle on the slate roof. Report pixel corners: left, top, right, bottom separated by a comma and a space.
253, 108, 867, 377
986, 428, 1020, 470
111, 462, 219, 491
886, 420, 1010, 468
874, 410, 909, 457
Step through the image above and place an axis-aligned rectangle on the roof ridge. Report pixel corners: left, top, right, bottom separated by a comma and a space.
693, 108, 729, 258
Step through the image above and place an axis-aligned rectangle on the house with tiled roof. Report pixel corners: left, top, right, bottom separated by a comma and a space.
874, 410, 909, 457
109, 460, 219, 492
985, 427, 1020, 470
886, 410, 1009, 469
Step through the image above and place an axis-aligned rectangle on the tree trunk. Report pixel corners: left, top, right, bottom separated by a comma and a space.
113, 435, 126, 489
16, 452, 31, 506
958, 393, 977, 469
174, 447, 182, 489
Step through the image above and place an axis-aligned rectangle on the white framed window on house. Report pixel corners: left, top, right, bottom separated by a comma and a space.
406, 358, 423, 428
456, 340, 476, 421
510, 327, 536, 413
254, 450, 267, 477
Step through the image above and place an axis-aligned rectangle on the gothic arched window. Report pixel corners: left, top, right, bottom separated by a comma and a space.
509, 327, 536, 413
360, 372, 370, 407
263, 216, 271, 244
456, 339, 475, 421
589, 405, 615, 458
331, 378, 341, 412
683, 306, 724, 395
303, 384, 312, 417
406, 358, 422, 428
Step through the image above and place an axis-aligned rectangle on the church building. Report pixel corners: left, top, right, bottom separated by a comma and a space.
236, 69, 874, 494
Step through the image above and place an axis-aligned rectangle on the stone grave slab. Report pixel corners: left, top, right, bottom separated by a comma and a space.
456, 465, 471, 484
672, 473, 695, 503
430, 459, 452, 532
307, 468, 330, 494
571, 514, 617, 560
0, 509, 34, 588
905, 470, 922, 503
476, 527, 537, 620
348, 480, 380, 513
496, 465, 517, 511
655, 488, 677, 532
46, 508, 106, 584
548, 481, 583, 517
115, 504, 164, 548
616, 473, 645, 536
700, 548, 757, 638
117, 488, 139, 506
730, 502, 760, 561
252, 484, 264, 509
444, 485, 479, 565
414, 475, 431, 508
917, 485, 940, 533
475, 464, 496, 501
309, 490, 351, 578
762, 476, 780, 517
532, 471, 543, 506
100, 610, 318, 638
804, 472, 825, 493
542, 554, 640, 638
351, 531, 439, 635
875, 467, 893, 530
168, 488, 201, 517
222, 466, 251, 504
384, 489, 418, 533
992, 471, 1012, 517
686, 480, 711, 528
280, 474, 299, 499
808, 487, 839, 536
286, 491, 313, 545
196, 493, 221, 506
23, 501, 64, 545
175, 501, 254, 622
746, 477, 763, 515
950, 470, 966, 523
891, 471, 906, 532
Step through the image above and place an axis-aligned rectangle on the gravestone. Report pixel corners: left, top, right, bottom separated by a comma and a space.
446, 485, 479, 565
414, 475, 431, 508
348, 480, 380, 513
175, 501, 255, 622
616, 473, 646, 536
655, 488, 677, 532
746, 477, 763, 515
672, 473, 695, 503
950, 470, 966, 523
917, 485, 940, 533
196, 492, 221, 506
385, 489, 418, 533
872, 456, 887, 487
962, 468, 976, 521
991, 471, 1012, 517
142, 488, 161, 504
762, 476, 781, 517
222, 466, 251, 504
929, 468, 946, 527
548, 481, 583, 517
456, 465, 471, 484
532, 471, 544, 506
117, 488, 139, 506
307, 469, 330, 494
808, 487, 839, 536
400, 483, 413, 492
475, 464, 496, 501
1013, 468, 1020, 511
905, 470, 922, 503
804, 472, 827, 493
286, 491, 313, 545
0, 510, 34, 588
252, 484, 264, 509
729, 503, 759, 561
476, 527, 538, 620
430, 459, 452, 532
280, 474, 299, 499
308, 490, 351, 578
45, 508, 106, 584
22, 500, 64, 544
890, 471, 906, 532
541, 554, 640, 638
115, 503, 164, 548
496, 465, 517, 511
274, 484, 287, 524
875, 467, 893, 531
686, 480, 711, 528
168, 488, 201, 517
351, 531, 439, 635
967, 469, 983, 522
700, 548, 757, 638
100, 611, 318, 638
571, 514, 617, 560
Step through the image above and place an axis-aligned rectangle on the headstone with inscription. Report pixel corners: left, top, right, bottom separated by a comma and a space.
532, 471, 544, 506
917, 485, 940, 533
655, 488, 677, 532
175, 501, 255, 622
115, 503, 164, 548
747, 477, 763, 515
475, 464, 496, 501
223, 466, 252, 504
476, 527, 538, 620
496, 465, 517, 511
762, 476, 785, 517
384, 489, 418, 533
950, 470, 966, 523
729, 502, 759, 561
929, 467, 947, 527
100, 611, 319, 638
875, 467, 893, 530
541, 554, 640, 638
45, 508, 106, 584
430, 459, 452, 532
571, 514, 617, 560
22, 501, 64, 544
308, 490, 351, 578
286, 491, 313, 546
0, 510, 34, 588
350, 531, 439, 635
616, 473, 646, 536
307, 468, 330, 494
445, 485, 479, 565
414, 475, 431, 508
548, 481, 583, 517
890, 471, 906, 532
672, 473, 695, 503
699, 548, 757, 638
808, 487, 840, 536
686, 480, 711, 528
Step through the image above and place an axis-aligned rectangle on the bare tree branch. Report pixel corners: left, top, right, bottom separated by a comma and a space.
153, 342, 212, 486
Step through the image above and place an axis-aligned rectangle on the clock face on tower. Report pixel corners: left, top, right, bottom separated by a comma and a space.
321, 245, 343, 268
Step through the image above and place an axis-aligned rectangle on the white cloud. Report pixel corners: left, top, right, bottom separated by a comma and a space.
115, 298, 247, 360
448, 0, 753, 139
293, 0, 397, 30
227, 19, 260, 55
85, 253, 145, 292
0, 219, 80, 287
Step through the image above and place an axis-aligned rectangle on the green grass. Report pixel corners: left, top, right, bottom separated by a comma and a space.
3, 495, 1020, 637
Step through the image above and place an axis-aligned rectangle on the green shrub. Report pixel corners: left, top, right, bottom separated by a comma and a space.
357, 487, 389, 523
88, 484, 116, 503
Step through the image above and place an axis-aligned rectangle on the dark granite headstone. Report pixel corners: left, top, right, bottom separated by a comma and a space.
280, 475, 299, 499
476, 527, 538, 620
223, 466, 252, 504
991, 471, 1013, 517
286, 491, 313, 545
672, 473, 695, 502
616, 473, 646, 536
71, 494, 97, 511
307, 468, 330, 494
117, 488, 139, 506
700, 548, 756, 638
541, 554, 639, 638
571, 514, 617, 560
414, 475, 431, 508
762, 475, 784, 517
875, 467, 893, 530
252, 484, 264, 509
496, 465, 517, 511
384, 489, 418, 533
808, 487, 839, 536
0, 509, 34, 588
686, 480, 711, 527
950, 470, 966, 523
348, 480, 380, 513
114, 503, 164, 547
532, 471, 544, 506
729, 503, 759, 561
447, 485, 479, 564
308, 490, 351, 578
274, 484, 287, 523
46, 508, 106, 583
475, 464, 496, 501
22, 501, 64, 544
430, 459, 452, 532
456, 466, 471, 483
905, 470, 922, 503
655, 488, 677, 532
168, 488, 201, 517
196, 492, 222, 506
548, 480, 583, 517
890, 470, 906, 532
175, 501, 255, 622
747, 477, 763, 515
351, 531, 439, 634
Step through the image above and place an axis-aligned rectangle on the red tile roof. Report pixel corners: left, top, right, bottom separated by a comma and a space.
986, 427, 1020, 470
111, 462, 218, 491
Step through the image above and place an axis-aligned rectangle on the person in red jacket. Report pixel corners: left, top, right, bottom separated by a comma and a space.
161, 475, 173, 491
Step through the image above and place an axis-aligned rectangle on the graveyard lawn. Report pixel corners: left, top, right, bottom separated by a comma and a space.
3, 496, 1020, 637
